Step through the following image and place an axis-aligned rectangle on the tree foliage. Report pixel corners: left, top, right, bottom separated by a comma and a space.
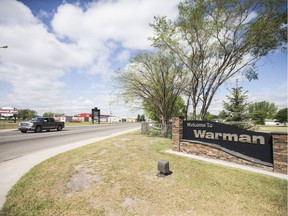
43, 112, 64, 117
275, 108, 288, 124
17, 109, 37, 120
43, 112, 55, 117
144, 96, 185, 122
203, 112, 218, 121
55, 113, 65, 117
137, 114, 141, 122
218, 110, 229, 121
249, 101, 278, 124
137, 114, 145, 122
115, 50, 187, 137
223, 82, 249, 122
150, 0, 287, 120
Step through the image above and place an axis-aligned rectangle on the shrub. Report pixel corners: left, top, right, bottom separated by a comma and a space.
226, 121, 254, 130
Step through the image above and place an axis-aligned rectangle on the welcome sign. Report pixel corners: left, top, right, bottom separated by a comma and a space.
183, 121, 273, 164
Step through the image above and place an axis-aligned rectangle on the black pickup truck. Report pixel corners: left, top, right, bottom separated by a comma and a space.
18, 117, 65, 133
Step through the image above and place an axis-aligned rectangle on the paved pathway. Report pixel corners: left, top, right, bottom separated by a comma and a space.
166, 150, 287, 180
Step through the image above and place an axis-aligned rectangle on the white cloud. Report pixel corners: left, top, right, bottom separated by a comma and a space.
248, 92, 288, 110
0, 0, 92, 113
51, 0, 179, 49
0, 0, 180, 116
0, 0, 35, 25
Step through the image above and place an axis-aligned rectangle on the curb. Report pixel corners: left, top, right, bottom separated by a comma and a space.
166, 150, 288, 180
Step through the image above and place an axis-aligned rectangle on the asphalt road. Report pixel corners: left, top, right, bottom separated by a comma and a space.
0, 123, 140, 163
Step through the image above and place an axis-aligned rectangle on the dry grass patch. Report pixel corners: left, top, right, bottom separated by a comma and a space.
1, 132, 287, 216
253, 125, 288, 133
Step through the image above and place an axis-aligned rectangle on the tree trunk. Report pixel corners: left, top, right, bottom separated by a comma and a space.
160, 116, 168, 137
191, 102, 197, 120
185, 96, 190, 120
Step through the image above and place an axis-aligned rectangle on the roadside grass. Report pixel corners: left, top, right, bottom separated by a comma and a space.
253, 125, 288, 133
1, 132, 287, 216
0, 120, 19, 129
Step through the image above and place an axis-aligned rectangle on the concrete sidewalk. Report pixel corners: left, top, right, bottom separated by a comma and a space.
0, 129, 17, 133
0, 127, 140, 209
166, 150, 287, 180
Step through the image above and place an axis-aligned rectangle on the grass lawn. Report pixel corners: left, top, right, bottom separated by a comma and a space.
0, 120, 19, 130
253, 125, 288, 133
1, 132, 287, 216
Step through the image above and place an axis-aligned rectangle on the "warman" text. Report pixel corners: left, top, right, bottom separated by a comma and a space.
193, 130, 265, 145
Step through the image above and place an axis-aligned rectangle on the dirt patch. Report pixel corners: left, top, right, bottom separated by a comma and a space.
127, 153, 137, 158
112, 143, 124, 148
121, 197, 151, 214
66, 165, 102, 195
118, 137, 132, 142
112, 137, 132, 147
98, 149, 108, 156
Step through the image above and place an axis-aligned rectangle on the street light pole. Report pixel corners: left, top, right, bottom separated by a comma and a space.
0, 45, 9, 125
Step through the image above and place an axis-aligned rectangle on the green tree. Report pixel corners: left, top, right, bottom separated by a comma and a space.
144, 95, 185, 122
140, 114, 145, 122
43, 112, 55, 117
55, 113, 64, 117
223, 82, 249, 122
115, 50, 187, 137
150, 0, 287, 120
136, 114, 145, 122
275, 108, 288, 124
249, 101, 278, 124
17, 109, 37, 120
218, 110, 229, 121
137, 114, 141, 122
204, 112, 218, 121
251, 111, 266, 125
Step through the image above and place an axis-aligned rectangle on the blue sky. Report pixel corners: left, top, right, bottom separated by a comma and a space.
0, 0, 287, 117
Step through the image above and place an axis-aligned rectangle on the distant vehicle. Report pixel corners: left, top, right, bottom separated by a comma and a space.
18, 117, 65, 133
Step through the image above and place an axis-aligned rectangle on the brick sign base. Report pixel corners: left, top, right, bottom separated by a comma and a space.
172, 117, 287, 174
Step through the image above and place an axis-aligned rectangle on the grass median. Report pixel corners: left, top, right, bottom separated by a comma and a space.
1, 132, 287, 216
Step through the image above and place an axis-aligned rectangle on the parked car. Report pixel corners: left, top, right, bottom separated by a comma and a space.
18, 117, 65, 133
